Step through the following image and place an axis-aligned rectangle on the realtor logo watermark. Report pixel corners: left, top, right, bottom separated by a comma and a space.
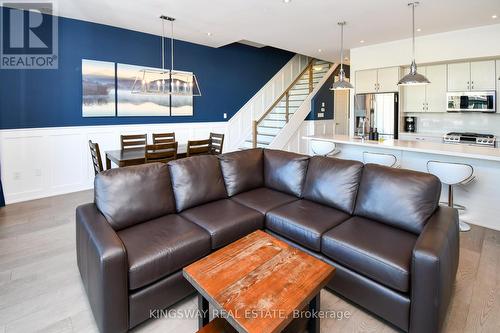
1, 2, 58, 69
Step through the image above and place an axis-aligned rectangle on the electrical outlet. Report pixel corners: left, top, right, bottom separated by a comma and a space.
223, 113, 227, 119
318, 113, 324, 118
13, 172, 20, 180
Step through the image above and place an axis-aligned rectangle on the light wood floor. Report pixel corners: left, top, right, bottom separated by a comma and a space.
0, 190, 499, 333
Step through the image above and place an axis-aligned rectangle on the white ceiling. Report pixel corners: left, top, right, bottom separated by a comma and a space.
54, 0, 500, 62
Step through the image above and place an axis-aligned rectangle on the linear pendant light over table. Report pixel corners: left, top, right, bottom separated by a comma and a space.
330, 21, 354, 90
398, 2, 430, 86
131, 15, 201, 96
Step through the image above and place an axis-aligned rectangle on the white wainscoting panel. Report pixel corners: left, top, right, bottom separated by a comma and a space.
284, 120, 335, 154
0, 122, 227, 204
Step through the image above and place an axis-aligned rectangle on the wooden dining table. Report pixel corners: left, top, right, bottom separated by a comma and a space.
105, 143, 187, 169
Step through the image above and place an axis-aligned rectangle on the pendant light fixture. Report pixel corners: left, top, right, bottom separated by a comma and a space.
131, 15, 201, 96
330, 21, 353, 90
398, 2, 430, 86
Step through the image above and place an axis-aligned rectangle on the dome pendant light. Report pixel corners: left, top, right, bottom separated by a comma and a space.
131, 15, 201, 96
398, 2, 430, 86
330, 21, 353, 90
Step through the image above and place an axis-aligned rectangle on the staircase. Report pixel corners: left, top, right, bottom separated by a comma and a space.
243, 59, 332, 148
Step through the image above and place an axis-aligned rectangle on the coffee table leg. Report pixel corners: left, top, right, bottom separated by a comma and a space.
307, 293, 320, 333
198, 293, 209, 328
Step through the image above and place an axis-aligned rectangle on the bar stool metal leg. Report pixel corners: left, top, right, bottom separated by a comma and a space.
448, 184, 471, 232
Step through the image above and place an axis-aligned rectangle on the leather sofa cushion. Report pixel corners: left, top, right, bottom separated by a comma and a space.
322, 216, 417, 293
266, 199, 350, 252
354, 164, 441, 234
219, 148, 264, 196
117, 214, 211, 290
94, 163, 176, 230
231, 187, 298, 214
168, 155, 227, 212
263, 149, 309, 197
181, 199, 264, 249
303, 156, 363, 214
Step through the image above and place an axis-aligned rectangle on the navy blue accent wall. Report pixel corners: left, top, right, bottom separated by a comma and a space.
0, 7, 294, 129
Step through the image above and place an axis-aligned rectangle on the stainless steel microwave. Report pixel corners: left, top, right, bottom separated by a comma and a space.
447, 91, 496, 113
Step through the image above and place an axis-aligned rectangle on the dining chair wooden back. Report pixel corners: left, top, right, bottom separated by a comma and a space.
153, 132, 175, 145
88, 140, 104, 175
209, 133, 225, 155
121, 134, 147, 150
145, 142, 178, 164
186, 139, 210, 157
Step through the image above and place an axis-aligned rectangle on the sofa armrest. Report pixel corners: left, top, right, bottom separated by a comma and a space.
76, 203, 129, 333
410, 206, 459, 333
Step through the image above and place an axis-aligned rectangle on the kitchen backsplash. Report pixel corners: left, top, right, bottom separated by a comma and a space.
405, 112, 500, 136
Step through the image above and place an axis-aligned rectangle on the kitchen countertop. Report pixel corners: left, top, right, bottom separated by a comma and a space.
303, 134, 500, 162
398, 132, 444, 137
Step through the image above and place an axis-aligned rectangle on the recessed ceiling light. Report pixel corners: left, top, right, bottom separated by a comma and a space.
283, 0, 291, 3
359, 40, 365, 43
493, 15, 498, 19
416, 28, 422, 32
318, 48, 322, 53
207, 32, 212, 36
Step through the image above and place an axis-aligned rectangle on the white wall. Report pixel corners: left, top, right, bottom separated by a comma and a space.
0, 122, 227, 204
349, 23, 500, 135
351, 24, 500, 71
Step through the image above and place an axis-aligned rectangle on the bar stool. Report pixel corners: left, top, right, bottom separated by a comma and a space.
310, 140, 341, 157
362, 151, 399, 168
427, 161, 474, 232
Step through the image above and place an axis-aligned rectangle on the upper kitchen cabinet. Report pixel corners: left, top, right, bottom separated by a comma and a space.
355, 67, 399, 94
402, 64, 447, 113
470, 61, 496, 91
355, 69, 378, 94
447, 60, 496, 91
377, 67, 400, 93
497, 60, 500, 113
447, 62, 470, 91
425, 65, 447, 113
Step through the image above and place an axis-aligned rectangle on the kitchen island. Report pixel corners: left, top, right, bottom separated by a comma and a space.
303, 134, 500, 231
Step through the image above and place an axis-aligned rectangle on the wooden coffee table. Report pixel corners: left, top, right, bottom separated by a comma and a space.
183, 230, 335, 333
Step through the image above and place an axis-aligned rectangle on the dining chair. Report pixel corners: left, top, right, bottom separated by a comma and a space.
121, 134, 147, 150
88, 140, 104, 175
153, 132, 175, 145
187, 139, 210, 157
209, 133, 225, 155
145, 142, 178, 164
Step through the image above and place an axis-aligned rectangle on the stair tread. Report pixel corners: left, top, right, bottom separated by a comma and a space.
258, 125, 283, 129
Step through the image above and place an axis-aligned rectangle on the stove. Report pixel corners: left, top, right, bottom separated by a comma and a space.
443, 132, 497, 147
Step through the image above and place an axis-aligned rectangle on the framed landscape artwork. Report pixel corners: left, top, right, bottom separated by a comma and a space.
82, 59, 116, 117
81, 61, 194, 117
117, 63, 172, 116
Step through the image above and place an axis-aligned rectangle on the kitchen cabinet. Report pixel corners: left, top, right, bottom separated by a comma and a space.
355, 69, 378, 94
402, 64, 447, 113
377, 67, 400, 93
447, 62, 470, 91
425, 65, 447, 113
355, 67, 399, 94
447, 60, 496, 91
497, 60, 500, 113
471, 61, 496, 91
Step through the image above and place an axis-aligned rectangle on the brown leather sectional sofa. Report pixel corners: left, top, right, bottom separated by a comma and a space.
76, 148, 459, 333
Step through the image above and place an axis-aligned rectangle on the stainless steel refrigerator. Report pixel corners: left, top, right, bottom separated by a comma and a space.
354, 93, 399, 139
